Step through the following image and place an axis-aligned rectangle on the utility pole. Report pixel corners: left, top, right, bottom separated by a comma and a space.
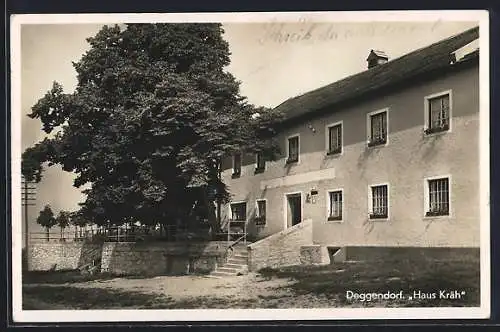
21, 176, 36, 254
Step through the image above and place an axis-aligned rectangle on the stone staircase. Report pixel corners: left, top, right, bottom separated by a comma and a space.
209, 243, 249, 277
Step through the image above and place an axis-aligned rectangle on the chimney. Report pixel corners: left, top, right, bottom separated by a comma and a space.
367, 50, 389, 69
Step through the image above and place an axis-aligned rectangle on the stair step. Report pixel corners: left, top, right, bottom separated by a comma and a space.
232, 254, 248, 259
223, 263, 247, 269
228, 258, 247, 265
230, 254, 248, 259
210, 271, 237, 277
216, 267, 240, 273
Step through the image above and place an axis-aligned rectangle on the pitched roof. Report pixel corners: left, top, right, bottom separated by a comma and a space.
275, 26, 479, 122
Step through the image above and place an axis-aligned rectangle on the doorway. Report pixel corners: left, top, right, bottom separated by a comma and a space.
286, 193, 302, 228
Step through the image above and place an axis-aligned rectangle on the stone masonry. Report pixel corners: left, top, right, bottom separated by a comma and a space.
247, 219, 312, 271
100, 241, 229, 276
28, 242, 102, 271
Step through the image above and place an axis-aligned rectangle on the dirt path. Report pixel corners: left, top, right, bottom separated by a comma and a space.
75, 273, 292, 298
30, 273, 304, 308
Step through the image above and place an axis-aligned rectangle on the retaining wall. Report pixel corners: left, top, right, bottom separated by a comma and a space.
248, 219, 313, 271
101, 241, 229, 276
28, 242, 102, 271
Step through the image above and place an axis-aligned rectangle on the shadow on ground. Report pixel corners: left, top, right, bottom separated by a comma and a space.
22, 255, 480, 309
23, 285, 174, 310
258, 256, 480, 307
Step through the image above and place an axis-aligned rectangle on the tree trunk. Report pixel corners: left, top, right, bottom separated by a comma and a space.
46, 227, 50, 242
202, 190, 219, 239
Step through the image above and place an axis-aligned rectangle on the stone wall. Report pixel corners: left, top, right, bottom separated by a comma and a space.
101, 241, 229, 276
28, 242, 102, 271
300, 245, 331, 265
248, 219, 312, 271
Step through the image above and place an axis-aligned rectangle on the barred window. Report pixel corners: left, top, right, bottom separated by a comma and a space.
230, 202, 246, 221
368, 111, 387, 146
427, 178, 450, 216
328, 190, 343, 221
370, 185, 388, 219
287, 136, 299, 163
255, 200, 266, 225
328, 124, 342, 154
427, 94, 450, 134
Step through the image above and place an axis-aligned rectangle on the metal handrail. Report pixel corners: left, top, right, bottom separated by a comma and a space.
226, 218, 248, 248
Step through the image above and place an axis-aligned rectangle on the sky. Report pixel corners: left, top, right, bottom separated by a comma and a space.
18, 19, 478, 238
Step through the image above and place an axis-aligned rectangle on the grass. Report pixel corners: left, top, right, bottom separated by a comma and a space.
258, 256, 480, 307
22, 285, 175, 310
22, 270, 115, 285
22, 256, 480, 309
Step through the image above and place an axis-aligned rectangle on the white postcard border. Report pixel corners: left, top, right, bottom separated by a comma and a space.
10, 10, 490, 322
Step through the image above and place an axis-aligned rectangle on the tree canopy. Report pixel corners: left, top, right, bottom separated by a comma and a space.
36, 205, 57, 231
56, 210, 71, 230
22, 24, 282, 231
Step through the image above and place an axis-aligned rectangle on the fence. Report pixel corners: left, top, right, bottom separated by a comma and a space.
29, 221, 247, 244
29, 224, 212, 244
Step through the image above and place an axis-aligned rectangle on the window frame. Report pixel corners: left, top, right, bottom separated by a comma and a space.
255, 199, 267, 226
368, 183, 390, 221
232, 152, 242, 178
325, 121, 343, 156
229, 201, 247, 222
255, 152, 266, 174
326, 188, 344, 222
286, 133, 300, 164
366, 108, 389, 148
424, 90, 453, 136
283, 191, 303, 229
423, 175, 452, 219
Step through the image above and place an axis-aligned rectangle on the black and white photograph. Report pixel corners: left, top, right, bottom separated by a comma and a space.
10, 11, 490, 322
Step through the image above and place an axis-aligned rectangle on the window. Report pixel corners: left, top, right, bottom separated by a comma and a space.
425, 92, 451, 134
230, 202, 247, 221
327, 123, 342, 155
426, 177, 450, 216
367, 110, 388, 147
255, 200, 267, 225
328, 190, 343, 221
287, 135, 299, 163
370, 184, 388, 219
255, 152, 265, 173
232, 152, 241, 178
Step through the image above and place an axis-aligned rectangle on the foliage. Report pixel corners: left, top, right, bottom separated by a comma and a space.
56, 210, 71, 229
36, 205, 57, 231
21, 24, 282, 231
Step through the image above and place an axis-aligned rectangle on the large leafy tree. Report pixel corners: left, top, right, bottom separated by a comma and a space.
36, 205, 57, 242
22, 24, 282, 235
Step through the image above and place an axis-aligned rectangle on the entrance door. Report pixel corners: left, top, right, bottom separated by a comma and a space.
286, 193, 302, 228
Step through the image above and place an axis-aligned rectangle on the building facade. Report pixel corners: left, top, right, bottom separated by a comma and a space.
220, 27, 480, 249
